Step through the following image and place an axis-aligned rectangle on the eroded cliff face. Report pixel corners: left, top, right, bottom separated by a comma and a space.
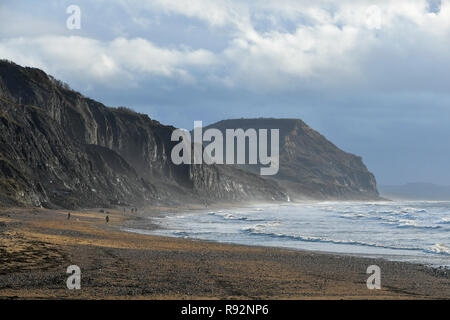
0, 61, 287, 208
0, 60, 379, 208
204, 119, 380, 200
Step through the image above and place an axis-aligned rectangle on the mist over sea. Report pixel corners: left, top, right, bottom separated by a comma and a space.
124, 201, 450, 267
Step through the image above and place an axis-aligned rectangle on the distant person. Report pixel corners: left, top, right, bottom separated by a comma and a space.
67, 212, 71, 220
106, 216, 109, 223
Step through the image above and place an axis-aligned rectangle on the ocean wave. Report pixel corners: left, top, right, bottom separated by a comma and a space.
426, 243, 450, 255
138, 202, 450, 266
208, 211, 265, 222
340, 213, 369, 219
400, 207, 428, 214
241, 226, 422, 252
173, 231, 191, 238
339, 206, 428, 219
393, 221, 441, 230
340, 213, 440, 229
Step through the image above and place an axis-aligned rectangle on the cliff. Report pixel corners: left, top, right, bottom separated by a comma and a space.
0, 60, 379, 208
204, 118, 379, 200
0, 60, 286, 208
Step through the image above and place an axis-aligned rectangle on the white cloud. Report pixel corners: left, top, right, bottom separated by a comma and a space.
222, 24, 363, 90
114, 0, 450, 92
0, 35, 218, 85
0, 6, 65, 37
3, 0, 450, 185
3, 0, 450, 93
122, 0, 245, 27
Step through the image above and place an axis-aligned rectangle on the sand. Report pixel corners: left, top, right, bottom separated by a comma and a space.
0, 206, 448, 299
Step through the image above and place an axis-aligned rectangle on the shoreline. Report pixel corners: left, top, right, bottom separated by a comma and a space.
0, 206, 449, 299
124, 202, 450, 270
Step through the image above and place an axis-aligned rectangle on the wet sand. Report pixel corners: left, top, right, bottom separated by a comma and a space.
0, 207, 448, 299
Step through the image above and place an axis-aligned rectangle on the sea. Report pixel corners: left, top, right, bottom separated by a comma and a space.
123, 201, 450, 268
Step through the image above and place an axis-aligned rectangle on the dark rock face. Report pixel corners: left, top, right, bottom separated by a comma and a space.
0, 60, 378, 208
204, 119, 380, 200
0, 60, 287, 208
0, 88, 156, 208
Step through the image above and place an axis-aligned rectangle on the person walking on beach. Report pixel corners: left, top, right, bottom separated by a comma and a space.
106, 215, 109, 223
67, 212, 71, 220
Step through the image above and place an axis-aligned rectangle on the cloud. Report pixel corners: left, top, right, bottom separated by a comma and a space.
0, 35, 218, 86
112, 0, 450, 94
222, 24, 362, 91
3, 1, 450, 108
122, 0, 246, 28
3, 0, 450, 184
4, 0, 450, 93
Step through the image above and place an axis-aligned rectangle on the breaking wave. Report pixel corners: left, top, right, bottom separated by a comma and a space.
242, 225, 423, 252
126, 200, 450, 267
208, 211, 265, 222
427, 243, 450, 255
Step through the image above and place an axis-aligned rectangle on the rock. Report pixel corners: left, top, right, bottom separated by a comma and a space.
204, 118, 380, 200
0, 60, 287, 208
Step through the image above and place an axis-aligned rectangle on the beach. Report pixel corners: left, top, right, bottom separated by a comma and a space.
0, 206, 449, 299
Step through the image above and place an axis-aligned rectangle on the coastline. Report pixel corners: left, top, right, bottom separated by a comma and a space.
126, 201, 450, 268
0, 206, 449, 299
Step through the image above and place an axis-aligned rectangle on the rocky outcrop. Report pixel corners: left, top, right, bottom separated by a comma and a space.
204, 118, 380, 200
0, 60, 379, 208
0, 60, 287, 208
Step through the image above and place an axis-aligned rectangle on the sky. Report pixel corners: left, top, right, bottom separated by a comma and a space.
0, 0, 449, 186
